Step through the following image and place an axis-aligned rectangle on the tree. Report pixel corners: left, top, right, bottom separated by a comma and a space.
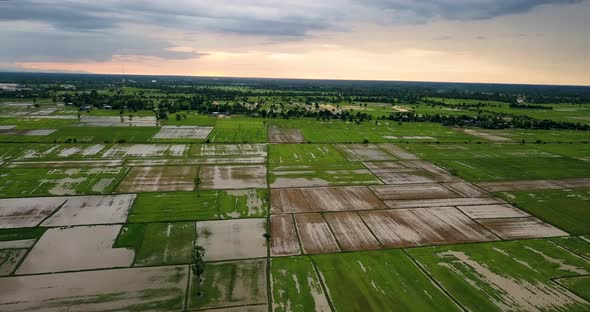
191, 245, 206, 296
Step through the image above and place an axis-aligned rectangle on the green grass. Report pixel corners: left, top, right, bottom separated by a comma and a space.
534, 143, 590, 160
0, 227, 46, 242
556, 276, 590, 302
269, 144, 349, 165
218, 189, 267, 219
552, 236, 590, 259
129, 190, 267, 223
407, 240, 590, 312
128, 191, 219, 223
271, 256, 330, 312
208, 119, 267, 143
312, 250, 461, 312
189, 259, 267, 310
483, 129, 590, 143
134, 222, 194, 266
400, 142, 560, 160
496, 189, 590, 235
43, 127, 159, 143
0, 117, 76, 129
112, 224, 146, 249
435, 157, 590, 181
0, 143, 28, 160
0, 167, 127, 197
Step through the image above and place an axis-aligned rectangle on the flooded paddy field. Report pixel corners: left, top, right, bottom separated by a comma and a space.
0, 105, 588, 311
196, 218, 267, 261
0, 265, 188, 311
189, 259, 267, 310
268, 126, 305, 143
408, 240, 590, 311
117, 165, 197, 192
0, 167, 126, 197
200, 165, 267, 189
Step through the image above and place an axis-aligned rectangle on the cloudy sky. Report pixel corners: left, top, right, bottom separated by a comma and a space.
1, 0, 589, 85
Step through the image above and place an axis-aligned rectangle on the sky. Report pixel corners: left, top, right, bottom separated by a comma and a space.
0, 0, 589, 85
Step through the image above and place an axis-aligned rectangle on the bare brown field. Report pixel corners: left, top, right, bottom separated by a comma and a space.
0, 197, 66, 229
334, 144, 395, 161
196, 219, 267, 261
41, 194, 136, 227
477, 217, 569, 239
459, 129, 512, 142
400, 160, 460, 182
549, 178, 590, 189
359, 207, 498, 248
323, 211, 381, 251
443, 182, 490, 197
293, 213, 340, 254
377, 143, 419, 160
456, 204, 530, 219
200, 165, 267, 190
384, 197, 505, 209
268, 126, 305, 143
373, 171, 436, 184
270, 214, 301, 256
270, 186, 386, 213
117, 166, 197, 192
362, 161, 408, 172
476, 180, 563, 192
369, 183, 457, 200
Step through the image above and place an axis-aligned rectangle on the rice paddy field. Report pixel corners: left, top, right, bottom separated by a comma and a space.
0, 98, 589, 311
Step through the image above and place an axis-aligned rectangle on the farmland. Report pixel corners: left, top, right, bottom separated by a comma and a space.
0, 75, 589, 311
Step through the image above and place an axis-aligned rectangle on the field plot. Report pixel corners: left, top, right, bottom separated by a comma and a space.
0, 143, 27, 160
313, 250, 461, 312
134, 222, 194, 266
477, 217, 568, 239
189, 259, 267, 310
0, 265, 188, 311
17, 225, 134, 274
369, 183, 457, 200
376, 143, 419, 159
268, 126, 305, 143
271, 186, 386, 213
270, 164, 381, 188
117, 166, 197, 192
195, 218, 267, 261
41, 194, 136, 226
0, 249, 27, 276
43, 126, 159, 143
5, 159, 123, 169
407, 240, 590, 311
552, 236, 590, 259
400, 160, 459, 182
443, 181, 490, 197
190, 143, 267, 164
271, 257, 331, 312
78, 115, 156, 127
324, 212, 381, 251
0, 167, 125, 197
551, 178, 590, 189
497, 189, 590, 235
294, 213, 340, 254
477, 179, 563, 192
459, 128, 512, 142
456, 204, 530, 219
556, 276, 590, 302
218, 189, 267, 218
152, 125, 213, 141
102, 144, 188, 158
208, 119, 267, 143
0, 197, 66, 228
270, 214, 301, 256
200, 165, 266, 189
359, 207, 498, 248
269, 144, 348, 164
16, 143, 107, 159
334, 144, 395, 161
384, 197, 504, 209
